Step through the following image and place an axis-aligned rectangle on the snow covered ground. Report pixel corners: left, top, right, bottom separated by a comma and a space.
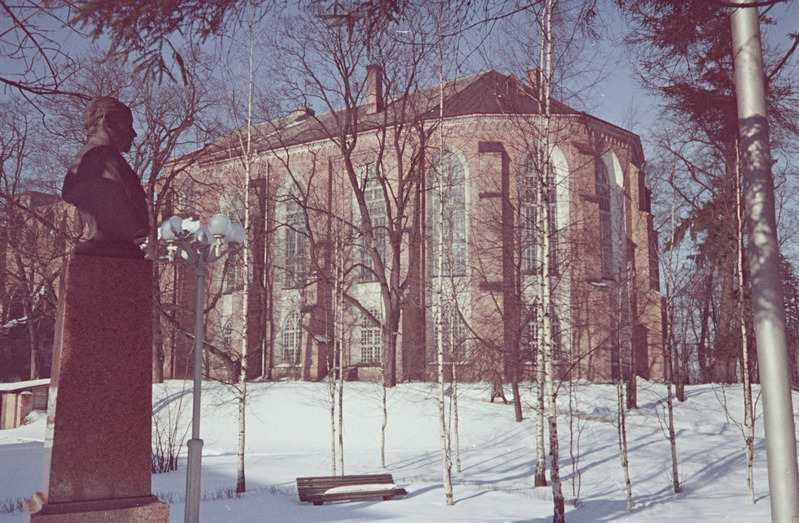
0, 379, 793, 521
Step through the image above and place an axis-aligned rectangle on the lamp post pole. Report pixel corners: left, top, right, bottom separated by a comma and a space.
160, 213, 246, 523
184, 257, 207, 523
730, 2, 799, 521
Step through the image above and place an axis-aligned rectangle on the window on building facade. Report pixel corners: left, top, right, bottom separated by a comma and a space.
519, 306, 562, 365
520, 146, 558, 275
176, 179, 196, 215
595, 158, 613, 280
282, 312, 302, 365
222, 319, 233, 352
551, 312, 565, 364
520, 309, 538, 365
438, 303, 469, 362
358, 163, 387, 282
282, 195, 307, 289
648, 225, 660, 291
610, 311, 620, 381
223, 252, 239, 294
220, 186, 246, 225
428, 148, 466, 277
359, 309, 382, 364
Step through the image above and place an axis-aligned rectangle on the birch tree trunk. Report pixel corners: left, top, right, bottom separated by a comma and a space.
330, 236, 341, 475
235, 379, 246, 493
330, 372, 337, 475
568, 380, 582, 502
435, 126, 453, 506
381, 380, 387, 469
535, 330, 547, 487
615, 218, 632, 512
451, 319, 461, 473
664, 172, 681, 494
532, 14, 548, 488
23, 300, 38, 380
337, 239, 345, 476
541, 1, 564, 519
736, 145, 755, 504
234, 6, 260, 492
617, 377, 632, 512
435, 2, 454, 505
338, 344, 344, 475
626, 262, 637, 410
437, 315, 453, 505
616, 260, 633, 511
665, 347, 680, 493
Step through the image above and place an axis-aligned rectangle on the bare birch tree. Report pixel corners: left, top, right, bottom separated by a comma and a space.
662, 167, 681, 494
435, 1, 453, 504
539, 1, 564, 519
735, 144, 755, 504
616, 369, 633, 513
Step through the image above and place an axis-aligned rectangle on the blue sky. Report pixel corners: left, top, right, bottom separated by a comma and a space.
2, 2, 797, 157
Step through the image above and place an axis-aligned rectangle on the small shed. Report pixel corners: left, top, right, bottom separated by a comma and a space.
0, 379, 50, 430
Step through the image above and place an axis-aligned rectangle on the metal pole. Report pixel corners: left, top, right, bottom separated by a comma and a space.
730, 3, 799, 521
184, 260, 208, 523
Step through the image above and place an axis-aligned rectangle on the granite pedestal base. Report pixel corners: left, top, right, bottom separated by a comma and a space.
23, 254, 168, 522
23, 493, 168, 522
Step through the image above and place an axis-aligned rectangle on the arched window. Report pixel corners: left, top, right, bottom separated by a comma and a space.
595, 158, 613, 279
438, 303, 469, 361
358, 163, 387, 282
359, 309, 381, 364
222, 251, 239, 294
280, 185, 307, 289
520, 145, 558, 275
428, 148, 466, 276
520, 307, 562, 365
282, 312, 302, 365
520, 308, 538, 365
176, 179, 196, 215
220, 186, 245, 225
222, 319, 233, 352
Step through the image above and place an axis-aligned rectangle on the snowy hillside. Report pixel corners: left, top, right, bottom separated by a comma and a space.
1, 379, 793, 521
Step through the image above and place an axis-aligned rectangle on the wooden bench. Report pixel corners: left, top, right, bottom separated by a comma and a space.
296, 474, 407, 506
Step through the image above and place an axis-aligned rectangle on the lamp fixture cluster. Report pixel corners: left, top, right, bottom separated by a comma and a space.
159, 213, 245, 263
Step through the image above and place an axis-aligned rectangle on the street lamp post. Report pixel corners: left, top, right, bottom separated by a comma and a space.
730, 3, 799, 521
159, 213, 246, 523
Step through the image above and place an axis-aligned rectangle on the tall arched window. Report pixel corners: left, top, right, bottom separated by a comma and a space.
222, 319, 233, 352
428, 148, 466, 276
595, 158, 613, 279
282, 312, 301, 365
176, 178, 196, 215
520, 308, 538, 364
520, 145, 558, 275
280, 185, 307, 289
358, 163, 387, 282
222, 251, 239, 294
439, 303, 469, 361
359, 309, 381, 364
220, 186, 245, 224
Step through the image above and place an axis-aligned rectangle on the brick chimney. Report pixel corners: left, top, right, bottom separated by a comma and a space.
366, 64, 384, 114
527, 68, 542, 95
293, 106, 315, 121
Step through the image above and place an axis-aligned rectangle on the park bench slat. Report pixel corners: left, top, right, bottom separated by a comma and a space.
297, 474, 407, 505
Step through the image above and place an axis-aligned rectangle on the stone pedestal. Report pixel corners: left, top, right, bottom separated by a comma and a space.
24, 254, 169, 522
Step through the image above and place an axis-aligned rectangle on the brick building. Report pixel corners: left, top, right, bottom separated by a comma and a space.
0, 192, 76, 381
161, 67, 664, 384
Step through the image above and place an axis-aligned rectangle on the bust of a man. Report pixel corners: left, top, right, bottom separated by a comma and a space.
62, 97, 149, 259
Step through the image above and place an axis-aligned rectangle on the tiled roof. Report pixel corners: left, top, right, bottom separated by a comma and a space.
202, 70, 592, 161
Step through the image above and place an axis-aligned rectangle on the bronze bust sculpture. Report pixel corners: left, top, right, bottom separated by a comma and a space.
62, 97, 149, 259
